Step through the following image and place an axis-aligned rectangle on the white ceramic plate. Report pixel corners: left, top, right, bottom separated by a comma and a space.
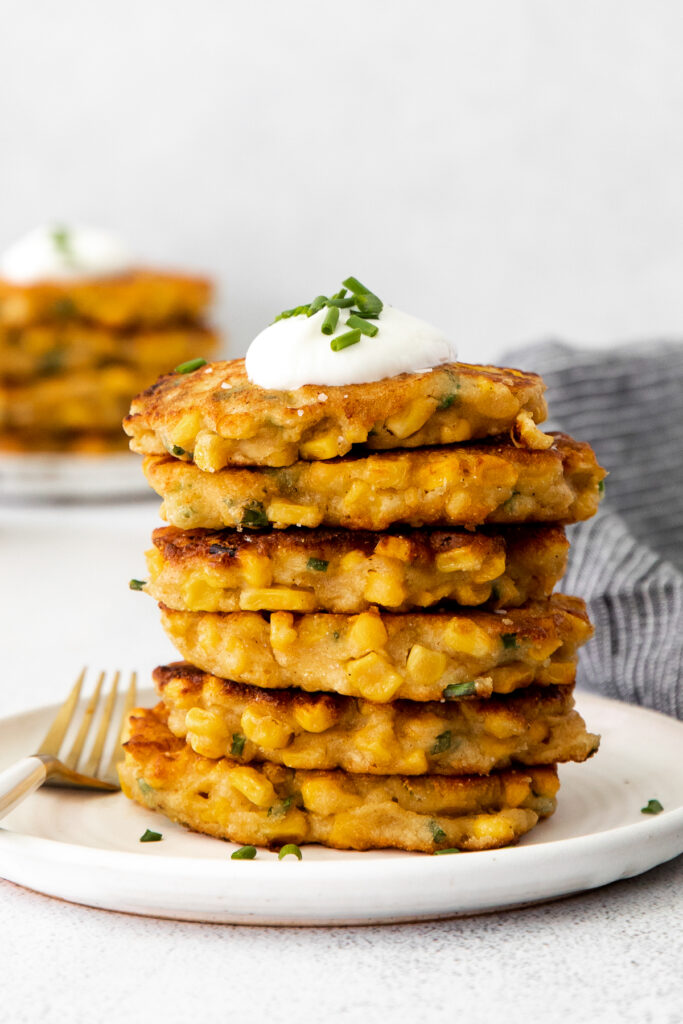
0, 451, 149, 501
0, 692, 681, 925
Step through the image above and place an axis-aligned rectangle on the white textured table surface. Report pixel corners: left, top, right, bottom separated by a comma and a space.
1, 499, 682, 1024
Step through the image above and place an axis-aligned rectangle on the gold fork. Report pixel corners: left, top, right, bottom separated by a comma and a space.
0, 668, 137, 820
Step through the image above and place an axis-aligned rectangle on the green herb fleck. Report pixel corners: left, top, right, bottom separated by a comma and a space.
51, 226, 75, 263
321, 305, 340, 335
171, 445, 186, 457
430, 730, 452, 755
241, 501, 269, 529
38, 347, 65, 376
174, 357, 207, 374
501, 633, 518, 650
641, 799, 664, 815
342, 276, 372, 296
52, 296, 77, 319
129, 578, 146, 591
429, 820, 447, 844
278, 843, 303, 860
438, 394, 457, 410
137, 778, 153, 795
443, 681, 477, 699
598, 479, 605, 494
346, 314, 378, 337
268, 796, 294, 819
306, 295, 328, 316
140, 828, 162, 843
433, 848, 460, 856
231, 733, 246, 756
307, 557, 329, 572
231, 845, 257, 860
332, 630, 340, 640
330, 328, 361, 352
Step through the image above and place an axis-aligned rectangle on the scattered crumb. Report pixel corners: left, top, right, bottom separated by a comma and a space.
204, 367, 213, 373
220, 382, 230, 390
297, 409, 304, 417
318, 393, 328, 402
502, 618, 513, 626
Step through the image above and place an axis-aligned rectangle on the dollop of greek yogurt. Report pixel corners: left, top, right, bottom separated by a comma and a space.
0, 224, 134, 283
245, 304, 457, 389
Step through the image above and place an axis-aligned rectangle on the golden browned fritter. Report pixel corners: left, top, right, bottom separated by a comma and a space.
124, 358, 550, 468
159, 595, 592, 703
156, 663, 599, 776
0, 322, 217, 383
142, 433, 605, 532
119, 704, 560, 852
143, 524, 568, 613
0, 429, 131, 454
0, 270, 212, 329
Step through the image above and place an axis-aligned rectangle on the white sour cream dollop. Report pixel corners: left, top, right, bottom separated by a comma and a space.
245, 304, 457, 389
0, 224, 134, 283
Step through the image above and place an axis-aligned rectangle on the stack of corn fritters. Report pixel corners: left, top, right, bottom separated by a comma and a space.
120, 357, 605, 853
0, 270, 217, 454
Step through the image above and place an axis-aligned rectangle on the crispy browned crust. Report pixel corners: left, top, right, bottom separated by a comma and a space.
124, 358, 549, 467
145, 523, 569, 613
0, 270, 212, 328
0, 323, 218, 383
119, 704, 559, 852
155, 662, 599, 775
142, 432, 606, 531
158, 594, 592, 702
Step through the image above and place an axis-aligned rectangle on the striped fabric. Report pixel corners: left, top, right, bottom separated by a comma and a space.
504, 340, 683, 718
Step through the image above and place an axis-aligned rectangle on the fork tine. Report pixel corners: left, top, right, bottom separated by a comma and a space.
105, 670, 138, 780
64, 670, 105, 770
37, 667, 87, 757
80, 671, 119, 777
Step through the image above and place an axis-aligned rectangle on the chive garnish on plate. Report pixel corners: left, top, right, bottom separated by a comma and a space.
641, 799, 664, 815
231, 845, 257, 860
321, 305, 340, 335
278, 843, 303, 860
346, 314, 378, 337
433, 848, 460, 856
129, 579, 146, 591
330, 328, 361, 352
140, 829, 162, 843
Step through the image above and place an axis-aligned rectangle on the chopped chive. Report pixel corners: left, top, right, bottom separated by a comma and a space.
332, 630, 340, 640
430, 730, 452, 755
140, 829, 162, 843
307, 557, 329, 572
174, 357, 207, 374
241, 501, 269, 528
429, 820, 447, 844
330, 288, 347, 300
268, 796, 294, 819
346, 314, 378, 337
129, 578, 146, 590
354, 292, 383, 317
274, 307, 298, 322
347, 309, 379, 319
326, 296, 354, 308
307, 295, 328, 316
321, 306, 340, 335
278, 843, 303, 860
641, 799, 664, 815
330, 328, 361, 352
598, 479, 605, 494
51, 226, 71, 255
171, 445, 186, 457
438, 394, 457, 410
501, 633, 518, 649
443, 681, 477, 699
137, 778, 153, 795
231, 845, 257, 860
433, 848, 460, 856
342, 276, 371, 296
231, 733, 246, 756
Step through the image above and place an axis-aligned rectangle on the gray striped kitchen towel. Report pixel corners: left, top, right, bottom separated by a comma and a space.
504, 340, 683, 718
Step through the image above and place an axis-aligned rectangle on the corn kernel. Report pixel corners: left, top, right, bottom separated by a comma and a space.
240, 587, 316, 612
451, 582, 491, 605
374, 536, 413, 562
488, 664, 535, 693
435, 547, 484, 574
438, 419, 472, 444
512, 409, 554, 450
223, 636, 249, 675
300, 430, 340, 460
266, 501, 322, 528
347, 610, 388, 655
539, 661, 575, 685
384, 397, 438, 439
182, 575, 223, 612
398, 750, 429, 774
193, 432, 235, 472
241, 705, 293, 750
481, 708, 524, 740
473, 552, 507, 583
339, 550, 366, 573
167, 410, 201, 451
342, 480, 371, 514
185, 708, 231, 759
353, 724, 394, 765
346, 652, 403, 702
227, 766, 277, 807
363, 567, 406, 608
294, 702, 337, 733
405, 644, 449, 686
478, 381, 519, 419
300, 778, 360, 814
503, 778, 532, 807
239, 551, 273, 588
444, 619, 498, 659
528, 637, 562, 661
270, 611, 297, 650
144, 546, 165, 581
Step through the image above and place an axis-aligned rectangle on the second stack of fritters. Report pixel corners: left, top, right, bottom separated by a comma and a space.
120, 357, 605, 853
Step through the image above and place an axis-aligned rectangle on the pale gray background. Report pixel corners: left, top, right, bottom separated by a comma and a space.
3, 0, 683, 361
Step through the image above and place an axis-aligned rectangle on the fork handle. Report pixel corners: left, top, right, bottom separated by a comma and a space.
0, 757, 48, 820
